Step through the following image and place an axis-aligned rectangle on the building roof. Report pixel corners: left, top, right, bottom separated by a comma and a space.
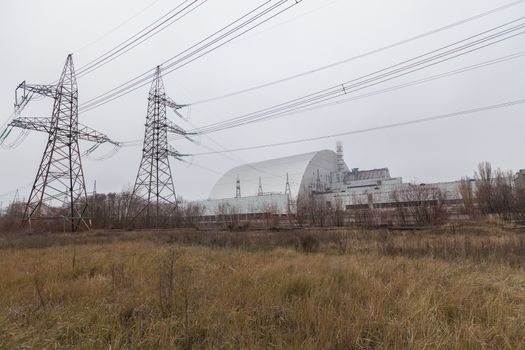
345, 168, 391, 182
208, 150, 346, 199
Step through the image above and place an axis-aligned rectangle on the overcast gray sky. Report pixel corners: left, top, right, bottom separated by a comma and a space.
1, 0, 524, 204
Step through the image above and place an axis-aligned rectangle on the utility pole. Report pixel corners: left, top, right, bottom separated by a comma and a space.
285, 173, 291, 197
258, 177, 263, 196
285, 173, 292, 215
336, 141, 345, 183
8, 55, 117, 232
316, 169, 322, 192
128, 66, 192, 228
236, 175, 241, 198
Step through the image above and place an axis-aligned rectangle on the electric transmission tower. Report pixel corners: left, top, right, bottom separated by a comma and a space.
128, 66, 192, 227
8, 55, 118, 232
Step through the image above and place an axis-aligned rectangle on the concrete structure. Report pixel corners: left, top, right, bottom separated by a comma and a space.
321, 180, 462, 211
199, 194, 290, 216
190, 146, 525, 227
200, 150, 348, 216
209, 150, 347, 200
199, 145, 467, 217
197, 145, 525, 226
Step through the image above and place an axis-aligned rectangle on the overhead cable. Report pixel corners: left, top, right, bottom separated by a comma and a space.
189, 0, 525, 105
191, 98, 525, 155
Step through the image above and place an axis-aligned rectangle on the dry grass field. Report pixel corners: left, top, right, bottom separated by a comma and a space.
1, 223, 525, 349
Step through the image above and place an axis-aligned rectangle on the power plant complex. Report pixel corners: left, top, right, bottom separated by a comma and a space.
195, 143, 464, 224
194, 142, 524, 225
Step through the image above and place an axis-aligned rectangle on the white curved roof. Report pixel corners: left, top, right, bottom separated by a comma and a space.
208, 150, 347, 199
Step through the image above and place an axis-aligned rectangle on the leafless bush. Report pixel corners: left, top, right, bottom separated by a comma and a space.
215, 203, 242, 230
333, 230, 352, 254
333, 198, 345, 227
466, 162, 525, 221
297, 192, 334, 227
475, 162, 514, 218
297, 234, 319, 253
0, 199, 25, 232
377, 234, 525, 268
89, 191, 133, 229
391, 184, 448, 226
184, 202, 205, 228
515, 188, 525, 220
459, 178, 479, 219
353, 207, 383, 227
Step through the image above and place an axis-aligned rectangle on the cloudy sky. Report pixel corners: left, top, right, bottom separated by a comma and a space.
1, 0, 524, 205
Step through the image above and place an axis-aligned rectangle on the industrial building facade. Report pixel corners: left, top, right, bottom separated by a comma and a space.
193, 143, 496, 226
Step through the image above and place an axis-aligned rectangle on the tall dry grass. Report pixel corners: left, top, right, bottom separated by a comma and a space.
0, 225, 525, 349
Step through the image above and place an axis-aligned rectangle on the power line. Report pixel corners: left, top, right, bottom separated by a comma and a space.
78, 0, 295, 112
1, 0, 204, 130
80, 1, 284, 107
74, 0, 163, 54
244, 50, 525, 125
191, 98, 525, 155
77, 0, 207, 77
73, 0, 525, 114
118, 48, 525, 148
189, 0, 525, 105
184, 19, 525, 136
77, 0, 303, 114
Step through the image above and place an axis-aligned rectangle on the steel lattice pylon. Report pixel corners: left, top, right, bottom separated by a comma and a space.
128, 66, 191, 227
9, 55, 117, 232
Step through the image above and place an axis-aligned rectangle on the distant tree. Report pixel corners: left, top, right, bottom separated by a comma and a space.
184, 202, 205, 228
459, 178, 478, 219
475, 162, 514, 219
391, 184, 448, 226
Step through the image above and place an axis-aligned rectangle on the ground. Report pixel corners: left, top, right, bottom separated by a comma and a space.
1, 224, 525, 349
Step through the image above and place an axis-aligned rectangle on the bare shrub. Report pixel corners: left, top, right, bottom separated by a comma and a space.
515, 188, 525, 220
475, 162, 514, 218
297, 192, 333, 227
471, 162, 525, 221
333, 230, 352, 254
353, 207, 382, 227
459, 178, 478, 219
297, 234, 319, 253
333, 198, 345, 227
0, 199, 25, 232
184, 202, 205, 228
391, 184, 448, 226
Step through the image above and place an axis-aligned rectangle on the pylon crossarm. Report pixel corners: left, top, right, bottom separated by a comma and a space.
14, 92, 33, 115
23, 84, 56, 98
162, 96, 186, 111
167, 145, 189, 160
9, 117, 119, 145
165, 119, 189, 134
15, 82, 56, 108
9, 117, 52, 133
77, 124, 120, 145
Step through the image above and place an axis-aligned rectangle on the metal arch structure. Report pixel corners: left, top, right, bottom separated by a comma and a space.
8, 54, 118, 232
128, 66, 192, 227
